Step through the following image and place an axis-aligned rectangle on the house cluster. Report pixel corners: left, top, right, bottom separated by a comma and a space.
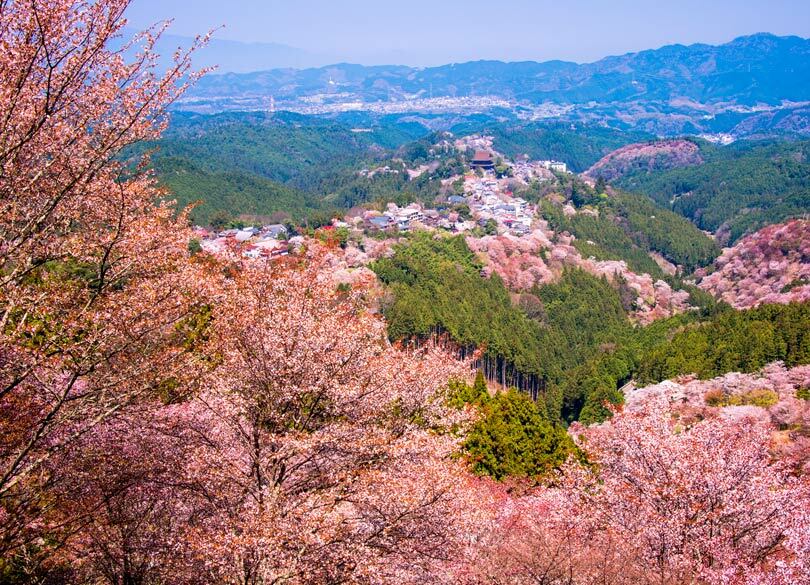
539, 160, 569, 173
463, 175, 534, 236
194, 144, 563, 260
195, 223, 292, 259
512, 160, 556, 183
358, 165, 401, 178
355, 202, 475, 234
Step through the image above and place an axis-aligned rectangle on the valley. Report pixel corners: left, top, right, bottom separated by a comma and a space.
180, 117, 807, 426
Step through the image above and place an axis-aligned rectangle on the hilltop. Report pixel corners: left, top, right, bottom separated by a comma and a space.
584, 139, 704, 181
606, 138, 810, 243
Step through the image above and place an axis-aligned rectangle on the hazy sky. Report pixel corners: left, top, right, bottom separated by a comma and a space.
125, 0, 810, 66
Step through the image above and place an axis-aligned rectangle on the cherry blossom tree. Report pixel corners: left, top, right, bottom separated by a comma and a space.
165, 257, 478, 584
472, 400, 810, 585
0, 0, 210, 561
574, 403, 805, 584
44, 403, 207, 584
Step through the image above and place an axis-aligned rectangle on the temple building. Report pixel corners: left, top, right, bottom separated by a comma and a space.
470, 150, 495, 170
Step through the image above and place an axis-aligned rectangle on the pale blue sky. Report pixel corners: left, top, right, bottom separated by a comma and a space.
125, 0, 810, 65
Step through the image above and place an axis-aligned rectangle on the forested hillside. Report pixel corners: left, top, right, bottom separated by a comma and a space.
372, 235, 567, 389
372, 233, 718, 424
535, 181, 720, 273
488, 123, 651, 172
637, 302, 810, 384
146, 111, 440, 223
373, 232, 810, 427
612, 139, 810, 243
157, 156, 321, 223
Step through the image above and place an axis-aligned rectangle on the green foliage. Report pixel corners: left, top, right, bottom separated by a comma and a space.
462, 389, 575, 480
561, 349, 632, 425
614, 139, 810, 243
314, 226, 350, 248
155, 112, 378, 189
175, 304, 214, 354
608, 191, 721, 271
637, 302, 810, 383
209, 210, 233, 231
146, 113, 472, 225
555, 309, 709, 424
539, 199, 665, 277
494, 160, 513, 178
188, 238, 202, 255
321, 160, 461, 210
156, 156, 321, 225
448, 371, 490, 408
140, 112, 384, 224
373, 234, 809, 477
369, 226, 803, 431
374, 234, 642, 425
537, 269, 630, 366
490, 122, 652, 172
372, 234, 565, 382
782, 276, 810, 293
705, 388, 779, 408
539, 182, 719, 273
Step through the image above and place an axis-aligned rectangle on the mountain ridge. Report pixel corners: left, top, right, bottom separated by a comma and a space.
186, 33, 810, 103
179, 33, 810, 137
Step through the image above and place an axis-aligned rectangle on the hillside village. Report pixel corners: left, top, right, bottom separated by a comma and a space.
193, 134, 571, 257
190, 132, 808, 326
192, 135, 708, 325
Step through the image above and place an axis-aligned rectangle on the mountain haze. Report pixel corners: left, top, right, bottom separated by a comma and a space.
122, 28, 329, 72
179, 33, 810, 137
187, 33, 810, 105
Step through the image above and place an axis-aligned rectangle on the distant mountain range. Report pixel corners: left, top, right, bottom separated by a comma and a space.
122, 29, 329, 73
178, 33, 810, 138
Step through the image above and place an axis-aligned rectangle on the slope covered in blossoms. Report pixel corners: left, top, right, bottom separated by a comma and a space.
584, 139, 703, 181
627, 361, 810, 430
463, 361, 810, 585
697, 219, 810, 308
466, 225, 692, 325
